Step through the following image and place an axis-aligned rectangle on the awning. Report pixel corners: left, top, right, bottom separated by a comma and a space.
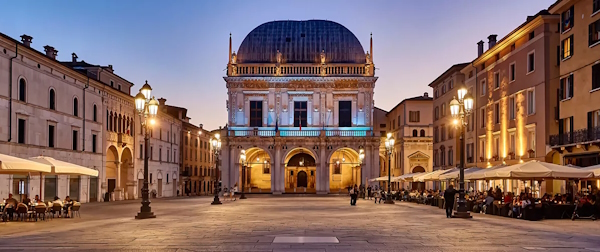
0, 153, 52, 174
368, 176, 390, 182
482, 160, 593, 180
582, 164, 600, 178
393, 172, 426, 182
464, 164, 507, 180
439, 167, 484, 180
415, 168, 456, 182
29, 156, 98, 176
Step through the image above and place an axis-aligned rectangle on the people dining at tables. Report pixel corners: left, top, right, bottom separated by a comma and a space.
34, 195, 42, 204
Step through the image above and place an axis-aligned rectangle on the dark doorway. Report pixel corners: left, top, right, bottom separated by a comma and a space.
293, 101, 307, 127
89, 177, 98, 202
297, 171, 308, 187
108, 179, 116, 196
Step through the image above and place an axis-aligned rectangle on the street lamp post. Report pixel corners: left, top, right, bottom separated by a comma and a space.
449, 86, 474, 219
211, 132, 222, 205
134, 81, 159, 219
359, 148, 365, 199
239, 150, 247, 199
384, 133, 395, 204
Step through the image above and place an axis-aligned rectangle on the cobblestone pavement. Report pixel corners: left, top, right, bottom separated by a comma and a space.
1, 196, 600, 251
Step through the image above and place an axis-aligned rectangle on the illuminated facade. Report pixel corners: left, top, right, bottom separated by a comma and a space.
221, 20, 380, 194
548, 0, 600, 170
380, 94, 433, 190
430, 63, 469, 172
464, 11, 560, 172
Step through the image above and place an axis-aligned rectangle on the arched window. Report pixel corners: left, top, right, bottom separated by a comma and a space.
420, 129, 425, 137
49, 89, 56, 110
113, 114, 117, 132
448, 149, 453, 166
93, 104, 97, 122
106, 110, 109, 130
412, 129, 418, 137
18, 78, 26, 102
73, 97, 79, 117
118, 114, 122, 133
109, 112, 113, 131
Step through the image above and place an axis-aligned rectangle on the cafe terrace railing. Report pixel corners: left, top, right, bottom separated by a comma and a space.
549, 126, 600, 146
227, 127, 373, 137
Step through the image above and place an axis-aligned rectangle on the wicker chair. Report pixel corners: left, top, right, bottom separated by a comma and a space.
34, 205, 48, 221
71, 203, 81, 218
15, 204, 29, 221
51, 204, 62, 219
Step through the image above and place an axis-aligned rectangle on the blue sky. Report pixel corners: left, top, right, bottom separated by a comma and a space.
1, 0, 556, 129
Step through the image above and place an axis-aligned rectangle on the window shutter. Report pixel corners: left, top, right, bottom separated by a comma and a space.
569, 116, 574, 142
593, 64, 600, 90
561, 12, 565, 33
570, 35, 574, 57
559, 78, 564, 100
569, 74, 574, 98
588, 111, 593, 140
570, 6, 575, 27
559, 118, 564, 134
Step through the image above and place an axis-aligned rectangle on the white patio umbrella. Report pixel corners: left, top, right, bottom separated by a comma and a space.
464, 164, 507, 181
393, 172, 426, 182
368, 176, 389, 182
0, 153, 52, 174
482, 160, 594, 180
29, 156, 98, 176
415, 168, 455, 182
439, 167, 484, 180
581, 164, 600, 178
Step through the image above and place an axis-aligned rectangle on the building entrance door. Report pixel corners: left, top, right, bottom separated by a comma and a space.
157, 179, 163, 197
108, 179, 116, 200
297, 171, 307, 187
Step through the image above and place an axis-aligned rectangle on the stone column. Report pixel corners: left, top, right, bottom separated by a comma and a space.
221, 146, 231, 190
273, 146, 282, 194
114, 162, 123, 201
317, 147, 328, 194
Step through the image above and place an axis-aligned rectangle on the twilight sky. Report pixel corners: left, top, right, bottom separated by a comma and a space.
1, 0, 555, 130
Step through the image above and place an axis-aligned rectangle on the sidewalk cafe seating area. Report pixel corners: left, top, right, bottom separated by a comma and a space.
392, 160, 600, 221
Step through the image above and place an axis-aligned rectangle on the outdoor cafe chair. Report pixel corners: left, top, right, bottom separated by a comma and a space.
34, 205, 48, 221
15, 204, 30, 221
51, 204, 62, 219
71, 203, 81, 218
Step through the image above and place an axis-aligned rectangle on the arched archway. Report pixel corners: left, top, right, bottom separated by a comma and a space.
283, 147, 317, 193
106, 146, 119, 197
240, 147, 272, 193
412, 166, 425, 173
328, 147, 360, 193
120, 147, 133, 199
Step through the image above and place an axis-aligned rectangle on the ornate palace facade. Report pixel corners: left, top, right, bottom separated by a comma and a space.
221, 20, 380, 194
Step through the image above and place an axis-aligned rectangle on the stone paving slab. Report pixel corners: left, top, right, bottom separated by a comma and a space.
0, 196, 599, 251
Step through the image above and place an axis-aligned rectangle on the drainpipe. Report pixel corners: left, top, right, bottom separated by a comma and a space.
8, 44, 18, 142
82, 72, 89, 151
472, 62, 478, 167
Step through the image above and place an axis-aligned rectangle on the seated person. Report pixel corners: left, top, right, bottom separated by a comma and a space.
33, 195, 42, 204
63, 196, 73, 217
21, 194, 31, 205
3, 193, 18, 220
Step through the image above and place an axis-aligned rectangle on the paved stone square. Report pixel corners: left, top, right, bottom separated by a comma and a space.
1, 196, 599, 251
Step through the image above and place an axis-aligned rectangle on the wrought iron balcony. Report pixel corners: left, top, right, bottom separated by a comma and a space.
549, 126, 600, 146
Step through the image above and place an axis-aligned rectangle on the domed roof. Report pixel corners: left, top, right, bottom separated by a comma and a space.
236, 20, 366, 64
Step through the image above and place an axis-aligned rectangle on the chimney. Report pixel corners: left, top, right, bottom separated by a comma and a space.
108, 65, 113, 71
424, 92, 429, 98
71, 53, 78, 63
43, 45, 57, 60
488, 34, 498, 50
20, 35, 32, 47
158, 97, 166, 106
199, 124, 203, 129
477, 41, 484, 57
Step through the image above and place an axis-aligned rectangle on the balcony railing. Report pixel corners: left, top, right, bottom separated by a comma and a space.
549, 126, 600, 146
118, 133, 134, 145
228, 128, 373, 137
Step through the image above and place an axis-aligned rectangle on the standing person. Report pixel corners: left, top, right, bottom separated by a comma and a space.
443, 184, 457, 218
367, 186, 372, 200
353, 185, 358, 205
349, 186, 355, 205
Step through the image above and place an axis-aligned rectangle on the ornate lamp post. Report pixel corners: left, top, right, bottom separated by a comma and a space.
359, 148, 365, 199
449, 86, 474, 218
384, 133, 395, 204
211, 133, 222, 205
134, 81, 159, 219
239, 150, 247, 199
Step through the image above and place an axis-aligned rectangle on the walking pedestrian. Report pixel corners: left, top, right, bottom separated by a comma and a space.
444, 184, 458, 218
349, 186, 355, 205
367, 186, 372, 200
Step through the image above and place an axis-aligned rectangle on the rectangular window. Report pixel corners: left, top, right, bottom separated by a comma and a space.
509, 96, 515, 120
140, 144, 143, 159
527, 52, 535, 73
561, 6, 574, 32
493, 136, 499, 158
48, 125, 55, 148
434, 107, 439, 120
409, 111, 420, 122
560, 74, 574, 100
509, 133, 516, 154
72, 130, 78, 151
449, 79, 454, 89
494, 103, 500, 124
529, 31, 535, 40
593, 64, 600, 90
527, 89, 535, 115
441, 124, 446, 141
528, 130, 536, 154
480, 79, 486, 96
17, 118, 26, 144
159, 148, 162, 162
263, 162, 271, 174
479, 139, 486, 160
338, 101, 352, 127
293, 101, 307, 127
249, 101, 263, 127
591, 110, 600, 128
562, 35, 573, 59
509, 63, 516, 82
494, 72, 500, 89
480, 107, 486, 128
434, 127, 438, 143
92, 134, 97, 153
151, 147, 153, 160
397, 116, 401, 126
594, 0, 600, 14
